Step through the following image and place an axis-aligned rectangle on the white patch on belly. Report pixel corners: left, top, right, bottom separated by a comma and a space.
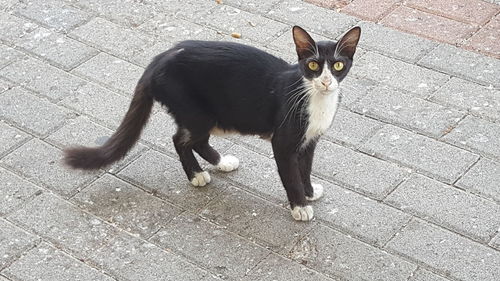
303, 87, 340, 145
209, 127, 238, 136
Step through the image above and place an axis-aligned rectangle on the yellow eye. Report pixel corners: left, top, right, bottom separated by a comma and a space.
333, 61, 344, 71
308, 61, 319, 71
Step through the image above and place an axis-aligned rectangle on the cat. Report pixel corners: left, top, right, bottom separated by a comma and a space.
64, 26, 361, 221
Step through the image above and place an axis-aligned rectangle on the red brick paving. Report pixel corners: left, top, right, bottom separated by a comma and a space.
342, 0, 400, 21
304, 0, 500, 59
406, 0, 498, 25
380, 6, 478, 45
464, 14, 500, 57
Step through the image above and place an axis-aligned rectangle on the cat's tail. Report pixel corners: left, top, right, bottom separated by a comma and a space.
63, 82, 153, 170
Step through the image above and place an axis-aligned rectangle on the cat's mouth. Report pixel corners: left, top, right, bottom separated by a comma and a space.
314, 84, 337, 95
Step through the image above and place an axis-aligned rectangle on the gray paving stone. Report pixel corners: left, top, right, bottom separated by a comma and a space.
141, 110, 234, 156
139, 110, 177, 153
0, 44, 23, 69
216, 144, 286, 203
386, 219, 500, 281
385, 174, 500, 243
491, 233, 500, 250
266, 29, 307, 59
117, 150, 230, 211
442, 116, 500, 160
0, 11, 37, 45
0, 78, 13, 94
150, 212, 269, 279
0, 57, 87, 102
0, 167, 41, 216
264, 44, 297, 64
145, 0, 218, 23
352, 84, 465, 138
0, 121, 29, 157
325, 108, 383, 149
0, 217, 39, 270
0, 87, 73, 137
361, 125, 479, 183
431, 77, 500, 122
69, 0, 155, 27
224, 0, 281, 13
2, 242, 114, 281
314, 140, 410, 199
1, 139, 100, 198
267, 0, 358, 39
356, 21, 437, 62
419, 44, 500, 88
312, 178, 411, 246
289, 224, 416, 281
0, 78, 11, 94
409, 269, 451, 281
242, 253, 334, 281
137, 15, 221, 42
228, 135, 274, 157
72, 52, 143, 96
456, 158, 500, 203
72, 174, 182, 239
14, 0, 91, 33
7, 192, 118, 259
131, 40, 174, 67
15, 27, 98, 71
340, 75, 377, 108
352, 52, 450, 98
0, 0, 18, 11
200, 186, 310, 251
46, 116, 147, 173
199, 5, 288, 45
69, 17, 155, 59
90, 232, 217, 281
59, 82, 131, 129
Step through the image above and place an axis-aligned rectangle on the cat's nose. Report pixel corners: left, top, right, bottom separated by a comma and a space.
321, 80, 332, 88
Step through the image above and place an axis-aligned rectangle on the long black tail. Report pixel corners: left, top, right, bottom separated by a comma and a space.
63, 82, 153, 170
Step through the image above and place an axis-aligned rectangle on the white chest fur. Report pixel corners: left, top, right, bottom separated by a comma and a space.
303, 88, 340, 145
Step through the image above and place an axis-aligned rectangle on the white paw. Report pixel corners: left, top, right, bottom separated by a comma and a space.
306, 183, 324, 201
217, 155, 239, 172
291, 205, 314, 221
190, 171, 211, 187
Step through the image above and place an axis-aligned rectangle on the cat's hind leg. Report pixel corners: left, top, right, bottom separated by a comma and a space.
193, 136, 239, 172
172, 128, 211, 187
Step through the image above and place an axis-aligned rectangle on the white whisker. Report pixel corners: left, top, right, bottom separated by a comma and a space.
335, 42, 356, 57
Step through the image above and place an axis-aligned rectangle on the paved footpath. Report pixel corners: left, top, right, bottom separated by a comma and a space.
0, 0, 499, 280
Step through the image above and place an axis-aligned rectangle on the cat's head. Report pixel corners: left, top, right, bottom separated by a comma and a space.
292, 26, 361, 95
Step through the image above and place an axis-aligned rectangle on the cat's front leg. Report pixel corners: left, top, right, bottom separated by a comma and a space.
299, 140, 324, 201
272, 137, 313, 221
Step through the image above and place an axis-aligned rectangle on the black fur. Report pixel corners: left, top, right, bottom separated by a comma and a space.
64, 26, 361, 215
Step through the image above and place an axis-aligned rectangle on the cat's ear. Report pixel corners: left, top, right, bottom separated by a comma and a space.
335, 26, 361, 59
292, 26, 317, 60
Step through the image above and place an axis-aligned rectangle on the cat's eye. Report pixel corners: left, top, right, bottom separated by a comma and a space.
333, 61, 344, 71
308, 61, 319, 71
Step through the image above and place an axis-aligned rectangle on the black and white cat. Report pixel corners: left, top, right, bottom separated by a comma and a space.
64, 26, 361, 221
